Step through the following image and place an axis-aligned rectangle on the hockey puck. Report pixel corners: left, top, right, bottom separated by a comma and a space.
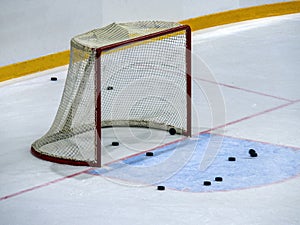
107, 86, 113, 90
203, 181, 211, 186
168, 128, 176, 135
250, 152, 258, 157
50, 77, 57, 81
249, 149, 256, 155
157, 186, 165, 191
111, 141, 119, 146
228, 157, 236, 161
215, 177, 223, 182
146, 152, 153, 156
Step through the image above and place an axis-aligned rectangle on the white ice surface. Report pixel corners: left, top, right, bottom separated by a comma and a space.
0, 14, 300, 225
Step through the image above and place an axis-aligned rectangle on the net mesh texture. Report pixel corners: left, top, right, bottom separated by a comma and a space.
31, 21, 189, 165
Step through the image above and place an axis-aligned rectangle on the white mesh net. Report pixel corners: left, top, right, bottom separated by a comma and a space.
31, 21, 191, 166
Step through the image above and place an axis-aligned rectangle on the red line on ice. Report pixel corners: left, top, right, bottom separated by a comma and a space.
0, 169, 91, 201
198, 99, 300, 135
1, 99, 299, 201
197, 77, 294, 102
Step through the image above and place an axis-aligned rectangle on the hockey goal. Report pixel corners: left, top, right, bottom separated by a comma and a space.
31, 21, 191, 167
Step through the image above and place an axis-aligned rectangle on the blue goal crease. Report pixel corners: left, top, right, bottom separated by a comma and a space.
88, 133, 300, 192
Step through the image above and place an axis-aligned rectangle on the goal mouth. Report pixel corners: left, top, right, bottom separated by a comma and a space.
31, 21, 191, 167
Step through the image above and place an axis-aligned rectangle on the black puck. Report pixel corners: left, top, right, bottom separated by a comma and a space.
228, 157, 236, 161
146, 152, 153, 156
112, 141, 119, 146
203, 181, 211, 186
249, 149, 256, 155
215, 177, 223, 182
169, 128, 176, 135
107, 86, 113, 90
250, 152, 258, 157
50, 77, 57, 81
157, 186, 165, 191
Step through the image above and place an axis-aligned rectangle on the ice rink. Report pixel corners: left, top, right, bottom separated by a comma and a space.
1, 13, 300, 225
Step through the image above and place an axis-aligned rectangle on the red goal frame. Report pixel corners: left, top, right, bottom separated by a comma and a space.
95, 25, 191, 167
31, 24, 191, 167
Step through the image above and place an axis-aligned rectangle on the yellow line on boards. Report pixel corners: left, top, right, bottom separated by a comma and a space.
1, 1, 300, 82
180, 1, 300, 31
0, 51, 70, 82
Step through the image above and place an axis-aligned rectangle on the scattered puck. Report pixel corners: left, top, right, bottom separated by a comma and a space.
107, 86, 113, 90
249, 149, 256, 155
203, 181, 211, 186
50, 77, 57, 81
111, 141, 119, 146
157, 186, 165, 191
228, 157, 236, 161
146, 152, 154, 156
250, 152, 258, 157
169, 128, 176, 135
215, 177, 223, 182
